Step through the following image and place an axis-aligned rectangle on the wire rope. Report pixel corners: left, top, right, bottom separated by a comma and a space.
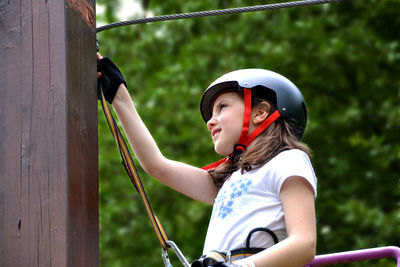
96, 0, 344, 32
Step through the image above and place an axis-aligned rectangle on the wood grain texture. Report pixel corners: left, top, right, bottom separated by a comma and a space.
0, 0, 98, 266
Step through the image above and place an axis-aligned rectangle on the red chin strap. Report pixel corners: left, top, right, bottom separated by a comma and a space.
202, 88, 281, 171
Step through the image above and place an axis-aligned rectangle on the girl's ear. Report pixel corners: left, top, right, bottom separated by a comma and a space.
252, 101, 272, 125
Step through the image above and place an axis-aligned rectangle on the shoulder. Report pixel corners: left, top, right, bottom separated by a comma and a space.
260, 149, 317, 197
273, 149, 311, 163
262, 149, 312, 172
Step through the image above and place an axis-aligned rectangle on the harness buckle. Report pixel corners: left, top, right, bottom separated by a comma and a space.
225, 250, 232, 262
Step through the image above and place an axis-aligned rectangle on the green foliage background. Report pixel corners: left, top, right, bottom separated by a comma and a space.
96, 1, 400, 266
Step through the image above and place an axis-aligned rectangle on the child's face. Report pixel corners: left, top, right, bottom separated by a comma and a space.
207, 92, 244, 156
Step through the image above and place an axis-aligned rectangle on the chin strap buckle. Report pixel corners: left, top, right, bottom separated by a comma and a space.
228, 144, 246, 162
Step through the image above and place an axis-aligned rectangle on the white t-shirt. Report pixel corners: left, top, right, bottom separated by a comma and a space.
202, 149, 317, 255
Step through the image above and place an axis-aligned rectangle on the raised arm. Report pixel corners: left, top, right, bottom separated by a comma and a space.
98, 54, 218, 204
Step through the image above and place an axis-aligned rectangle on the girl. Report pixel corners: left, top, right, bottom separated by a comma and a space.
97, 54, 317, 267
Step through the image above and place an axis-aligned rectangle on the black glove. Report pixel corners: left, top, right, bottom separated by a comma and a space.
97, 57, 126, 104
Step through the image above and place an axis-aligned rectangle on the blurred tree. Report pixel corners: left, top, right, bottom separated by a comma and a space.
96, 0, 400, 266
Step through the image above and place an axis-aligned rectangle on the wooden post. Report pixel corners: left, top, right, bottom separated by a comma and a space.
0, 0, 98, 266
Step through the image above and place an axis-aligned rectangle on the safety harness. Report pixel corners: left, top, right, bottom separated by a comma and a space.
192, 227, 279, 267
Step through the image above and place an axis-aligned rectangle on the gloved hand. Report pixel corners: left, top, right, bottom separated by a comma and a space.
97, 56, 126, 104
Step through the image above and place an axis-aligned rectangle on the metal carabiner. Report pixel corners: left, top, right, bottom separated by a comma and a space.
161, 240, 191, 267
162, 247, 173, 267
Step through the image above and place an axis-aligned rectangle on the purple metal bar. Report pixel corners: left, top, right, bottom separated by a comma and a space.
306, 246, 400, 266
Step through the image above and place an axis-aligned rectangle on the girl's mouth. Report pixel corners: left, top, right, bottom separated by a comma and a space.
211, 128, 221, 138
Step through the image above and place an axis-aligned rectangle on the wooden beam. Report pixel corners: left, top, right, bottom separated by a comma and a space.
0, 0, 98, 266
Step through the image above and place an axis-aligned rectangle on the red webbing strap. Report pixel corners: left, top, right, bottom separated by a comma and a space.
237, 88, 253, 146
99, 90, 169, 250
202, 88, 253, 171
244, 110, 281, 147
201, 157, 228, 171
202, 88, 281, 171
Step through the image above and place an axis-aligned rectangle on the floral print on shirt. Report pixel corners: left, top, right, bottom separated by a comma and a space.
212, 177, 253, 219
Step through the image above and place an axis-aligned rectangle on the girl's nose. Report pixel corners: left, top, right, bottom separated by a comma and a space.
207, 117, 216, 131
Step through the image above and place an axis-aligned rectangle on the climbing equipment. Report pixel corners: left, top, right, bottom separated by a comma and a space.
96, 0, 344, 33
201, 69, 307, 139
97, 57, 127, 104
191, 227, 279, 266
98, 85, 190, 267
201, 69, 306, 170
99, 87, 190, 266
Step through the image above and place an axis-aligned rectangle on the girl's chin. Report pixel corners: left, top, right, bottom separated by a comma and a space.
214, 145, 234, 157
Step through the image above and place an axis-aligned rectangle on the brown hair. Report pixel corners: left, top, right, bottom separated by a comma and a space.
208, 95, 312, 188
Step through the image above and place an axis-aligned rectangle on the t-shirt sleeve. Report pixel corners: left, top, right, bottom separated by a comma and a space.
273, 150, 317, 198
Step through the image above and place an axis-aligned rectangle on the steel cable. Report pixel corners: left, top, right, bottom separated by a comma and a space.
96, 0, 344, 32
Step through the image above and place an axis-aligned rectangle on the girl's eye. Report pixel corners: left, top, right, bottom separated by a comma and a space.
219, 104, 227, 110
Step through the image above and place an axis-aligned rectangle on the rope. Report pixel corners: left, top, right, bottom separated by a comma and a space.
99, 86, 170, 250
96, 0, 344, 33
